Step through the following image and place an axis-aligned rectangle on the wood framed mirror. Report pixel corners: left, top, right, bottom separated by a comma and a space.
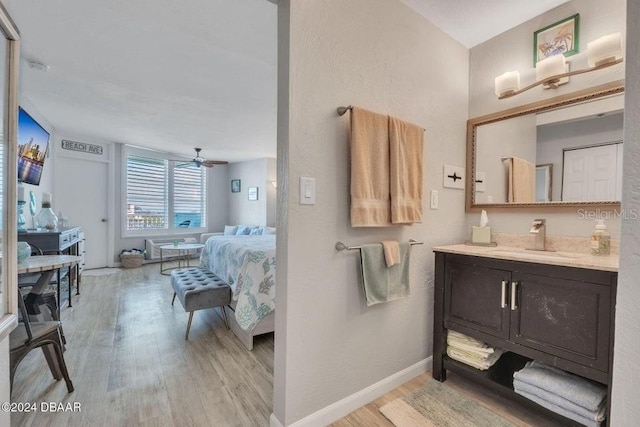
466, 80, 624, 211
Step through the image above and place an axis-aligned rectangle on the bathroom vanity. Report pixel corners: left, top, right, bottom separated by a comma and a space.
433, 244, 618, 426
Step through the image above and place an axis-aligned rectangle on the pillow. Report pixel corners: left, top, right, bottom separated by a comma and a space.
236, 225, 252, 235
224, 225, 239, 236
262, 227, 276, 235
249, 227, 263, 236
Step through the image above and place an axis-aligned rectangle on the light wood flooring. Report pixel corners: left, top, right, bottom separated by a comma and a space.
11, 263, 274, 427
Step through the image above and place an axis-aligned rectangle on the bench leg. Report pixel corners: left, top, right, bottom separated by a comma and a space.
171, 292, 176, 306
185, 311, 194, 340
221, 305, 229, 329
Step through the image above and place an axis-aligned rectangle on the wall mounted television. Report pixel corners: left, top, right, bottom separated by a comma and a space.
17, 107, 50, 186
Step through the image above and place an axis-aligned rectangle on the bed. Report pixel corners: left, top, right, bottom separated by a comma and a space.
199, 234, 276, 350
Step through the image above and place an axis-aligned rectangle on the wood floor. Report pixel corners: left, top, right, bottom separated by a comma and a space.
11, 263, 274, 427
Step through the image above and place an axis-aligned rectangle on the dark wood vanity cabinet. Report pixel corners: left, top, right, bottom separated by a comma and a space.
434, 251, 617, 425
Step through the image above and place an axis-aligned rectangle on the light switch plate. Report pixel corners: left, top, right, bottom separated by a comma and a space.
299, 176, 316, 205
475, 172, 486, 192
443, 165, 465, 190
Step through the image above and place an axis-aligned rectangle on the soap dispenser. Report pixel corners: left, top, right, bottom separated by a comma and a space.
591, 219, 611, 256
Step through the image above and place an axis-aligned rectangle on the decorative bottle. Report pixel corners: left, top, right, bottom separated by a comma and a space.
36, 193, 58, 230
590, 219, 611, 256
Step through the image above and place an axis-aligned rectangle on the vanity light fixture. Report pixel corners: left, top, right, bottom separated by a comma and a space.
495, 32, 623, 99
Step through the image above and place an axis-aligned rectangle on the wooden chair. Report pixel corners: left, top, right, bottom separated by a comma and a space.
9, 289, 74, 395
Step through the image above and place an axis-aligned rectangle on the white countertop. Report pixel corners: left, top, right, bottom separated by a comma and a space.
433, 244, 618, 272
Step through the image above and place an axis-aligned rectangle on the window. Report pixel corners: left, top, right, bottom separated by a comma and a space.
124, 147, 206, 234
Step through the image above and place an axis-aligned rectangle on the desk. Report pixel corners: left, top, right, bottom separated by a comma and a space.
18, 227, 83, 307
18, 255, 82, 319
160, 243, 204, 275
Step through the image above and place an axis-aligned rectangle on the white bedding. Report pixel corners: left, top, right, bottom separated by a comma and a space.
200, 235, 276, 332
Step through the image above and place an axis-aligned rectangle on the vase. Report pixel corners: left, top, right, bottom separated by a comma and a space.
17, 241, 31, 263
36, 202, 58, 230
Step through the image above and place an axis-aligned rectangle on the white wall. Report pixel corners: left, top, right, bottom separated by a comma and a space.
274, 0, 469, 424
0, 338, 8, 427
228, 158, 275, 227
266, 158, 277, 227
206, 164, 230, 232
468, 0, 626, 238
611, 0, 640, 423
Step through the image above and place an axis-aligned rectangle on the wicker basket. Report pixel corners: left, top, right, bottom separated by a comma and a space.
120, 253, 144, 268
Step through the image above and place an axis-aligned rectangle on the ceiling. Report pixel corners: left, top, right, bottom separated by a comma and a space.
7, 0, 570, 163
7, 0, 278, 162
400, 0, 570, 48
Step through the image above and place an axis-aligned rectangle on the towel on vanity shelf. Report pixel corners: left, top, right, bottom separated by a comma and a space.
447, 330, 496, 355
446, 346, 504, 371
381, 240, 400, 267
514, 360, 607, 413
514, 388, 602, 427
350, 107, 391, 227
360, 242, 410, 306
507, 157, 535, 203
389, 116, 424, 224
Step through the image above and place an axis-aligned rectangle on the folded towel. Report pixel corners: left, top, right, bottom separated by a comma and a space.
360, 243, 410, 306
446, 347, 504, 371
381, 240, 400, 267
514, 388, 602, 427
508, 157, 535, 203
447, 331, 495, 355
350, 107, 391, 227
389, 116, 423, 224
514, 361, 607, 413
513, 378, 606, 422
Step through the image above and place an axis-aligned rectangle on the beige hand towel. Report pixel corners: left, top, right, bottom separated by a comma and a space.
508, 157, 536, 203
350, 107, 391, 227
389, 116, 423, 224
381, 240, 400, 267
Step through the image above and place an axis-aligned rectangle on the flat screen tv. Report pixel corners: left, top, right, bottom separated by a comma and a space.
17, 107, 50, 186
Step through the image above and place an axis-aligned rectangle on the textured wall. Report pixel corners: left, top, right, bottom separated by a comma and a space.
274, 0, 469, 423
611, 0, 640, 423
467, 0, 626, 238
228, 158, 272, 226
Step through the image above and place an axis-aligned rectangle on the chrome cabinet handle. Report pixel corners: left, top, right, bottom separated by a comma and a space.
501, 280, 507, 308
511, 282, 518, 310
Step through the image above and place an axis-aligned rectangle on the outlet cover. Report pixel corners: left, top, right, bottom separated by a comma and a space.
443, 165, 465, 190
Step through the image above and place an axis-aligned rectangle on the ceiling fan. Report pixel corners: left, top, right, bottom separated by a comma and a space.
171, 148, 228, 168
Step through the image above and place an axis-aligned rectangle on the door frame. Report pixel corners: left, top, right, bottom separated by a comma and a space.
53, 138, 115, 268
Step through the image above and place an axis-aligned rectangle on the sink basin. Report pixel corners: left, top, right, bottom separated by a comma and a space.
489, 248, 586, 262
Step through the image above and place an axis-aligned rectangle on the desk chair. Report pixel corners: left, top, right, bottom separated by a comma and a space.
9, 288, 74, 395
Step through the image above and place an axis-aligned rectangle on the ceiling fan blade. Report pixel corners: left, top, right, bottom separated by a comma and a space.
202, 160, 229, 167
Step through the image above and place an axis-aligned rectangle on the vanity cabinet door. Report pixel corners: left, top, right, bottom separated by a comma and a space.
444, 260, 511, 340
510, 272, 611, 372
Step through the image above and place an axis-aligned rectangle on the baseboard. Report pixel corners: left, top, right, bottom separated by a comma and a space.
271, 357, 432, 427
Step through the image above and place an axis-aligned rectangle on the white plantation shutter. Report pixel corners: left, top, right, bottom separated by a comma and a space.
173, 164, 206, 228
126, 154, 168, 230
124, 148, 207, 232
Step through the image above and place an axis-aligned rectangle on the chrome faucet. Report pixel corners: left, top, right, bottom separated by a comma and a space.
529, 219, 546, 251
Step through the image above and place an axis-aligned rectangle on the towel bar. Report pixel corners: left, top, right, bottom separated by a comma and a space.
337, 105, 426, 132
335, 239, 424, 251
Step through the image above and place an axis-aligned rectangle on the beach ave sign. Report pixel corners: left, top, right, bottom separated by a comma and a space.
61, 139, 104, 155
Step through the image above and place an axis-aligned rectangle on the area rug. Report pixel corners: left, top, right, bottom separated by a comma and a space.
380, 380, 516, 427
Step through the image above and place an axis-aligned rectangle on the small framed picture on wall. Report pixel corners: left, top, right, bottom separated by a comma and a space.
231, 179, 241, 193
248, 187, 259, 201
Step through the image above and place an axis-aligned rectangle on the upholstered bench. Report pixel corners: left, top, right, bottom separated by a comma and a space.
170, 268, 231, 339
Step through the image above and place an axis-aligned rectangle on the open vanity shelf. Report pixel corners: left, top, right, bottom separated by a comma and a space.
433, 248, 617, 426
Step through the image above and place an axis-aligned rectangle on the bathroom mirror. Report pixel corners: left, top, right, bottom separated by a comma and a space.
466, 80, 624, 210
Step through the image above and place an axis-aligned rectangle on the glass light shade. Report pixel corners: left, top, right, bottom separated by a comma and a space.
536, 54, 567, 82
494, 71, 520, 97
588, 33, 623, 67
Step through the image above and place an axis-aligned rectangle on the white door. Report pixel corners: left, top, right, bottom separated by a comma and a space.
57, 156, 109, 269
562, 144, 620, 201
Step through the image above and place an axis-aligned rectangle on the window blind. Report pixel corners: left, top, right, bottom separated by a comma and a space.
126, 154, 168, 230
173, 164, 206, 228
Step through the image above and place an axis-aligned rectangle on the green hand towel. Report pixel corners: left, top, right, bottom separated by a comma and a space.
360, 243, 410, 306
